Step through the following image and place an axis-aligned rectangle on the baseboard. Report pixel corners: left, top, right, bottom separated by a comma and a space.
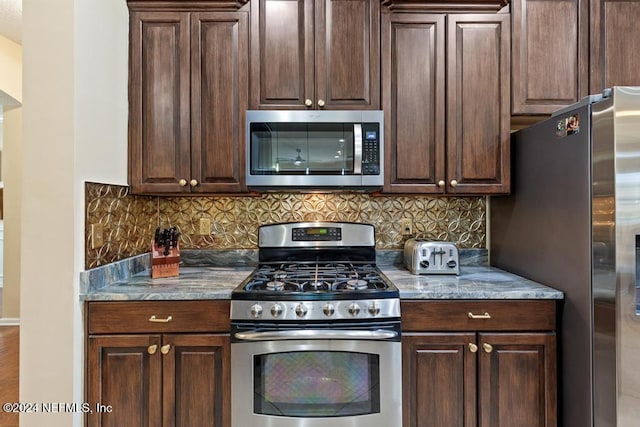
0, 318, 20, 326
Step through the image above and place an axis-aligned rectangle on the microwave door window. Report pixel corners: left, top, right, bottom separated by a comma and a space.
250, 123, 277, 174
250, 123, 355, 175
307, 123, 354, 174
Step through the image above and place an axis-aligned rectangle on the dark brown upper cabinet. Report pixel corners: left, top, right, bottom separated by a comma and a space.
249, 0, 380, 110
511, 0, 589, 115
590, 0, 640, 92
128, 5, 249, 194
382, 11, 510, 194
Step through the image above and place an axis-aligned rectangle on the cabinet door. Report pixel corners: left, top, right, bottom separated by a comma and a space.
316, 0, 380, 109
87, 335, 163, 427
191, 12, 248, 193
162, 334, 231, 427
382, 13, 446, 193
249, 0, 314, 109
129, 11, 191, 194
402, 333, 476, 427
447, 14, 510, 194
590, 0, 640, 92
477, 332, 557, 427
511, 0, 588, 114
250, 0, 379, 109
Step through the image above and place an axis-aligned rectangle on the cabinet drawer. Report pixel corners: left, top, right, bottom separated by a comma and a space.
401, 300, 556, 332
87, 300, 230, 334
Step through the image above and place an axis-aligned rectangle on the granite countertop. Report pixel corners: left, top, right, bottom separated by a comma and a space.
82, 266, 255, 301
80, 250, 563, 301
383, 266, 563, 299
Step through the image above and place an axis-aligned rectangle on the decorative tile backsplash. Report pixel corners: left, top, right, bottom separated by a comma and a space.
85, 182, 486, 269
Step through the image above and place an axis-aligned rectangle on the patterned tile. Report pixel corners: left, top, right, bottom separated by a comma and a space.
85, 183, 157, 269
85, 183, 486, 269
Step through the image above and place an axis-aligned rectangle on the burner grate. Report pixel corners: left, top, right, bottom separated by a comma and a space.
243, 263, 390, 294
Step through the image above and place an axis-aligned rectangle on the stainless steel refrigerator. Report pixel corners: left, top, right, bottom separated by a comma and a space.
490, 87, 640, 427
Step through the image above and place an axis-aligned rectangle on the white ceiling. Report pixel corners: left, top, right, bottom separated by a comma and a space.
0, 0, 21, 44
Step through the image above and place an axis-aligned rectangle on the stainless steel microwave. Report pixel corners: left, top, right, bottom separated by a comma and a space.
246, 110, 383, 190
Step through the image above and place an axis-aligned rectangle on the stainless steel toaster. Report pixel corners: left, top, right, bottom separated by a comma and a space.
404, 239, 460, 275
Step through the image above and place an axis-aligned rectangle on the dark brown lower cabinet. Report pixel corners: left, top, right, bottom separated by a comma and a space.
86, 301, 230, 427
403, 333, 477, 427
401, 300, 558, 427
477, 333, 556, 427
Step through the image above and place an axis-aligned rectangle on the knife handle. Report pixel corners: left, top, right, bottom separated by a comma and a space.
154, 227, 161, 245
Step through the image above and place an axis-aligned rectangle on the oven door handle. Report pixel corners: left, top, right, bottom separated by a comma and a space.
234, 329, 398, 341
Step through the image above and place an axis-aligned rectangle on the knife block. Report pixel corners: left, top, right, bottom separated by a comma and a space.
151, 240, 180, 279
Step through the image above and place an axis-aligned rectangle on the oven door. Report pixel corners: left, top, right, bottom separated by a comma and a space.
231, 329, 401, 427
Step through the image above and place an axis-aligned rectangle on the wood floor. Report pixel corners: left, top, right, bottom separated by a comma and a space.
0, 325, 19, 427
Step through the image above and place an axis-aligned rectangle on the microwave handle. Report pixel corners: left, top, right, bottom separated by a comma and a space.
354, 124, 363, 174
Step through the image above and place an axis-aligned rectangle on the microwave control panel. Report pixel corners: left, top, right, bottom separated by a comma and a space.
362, 123, 380, 175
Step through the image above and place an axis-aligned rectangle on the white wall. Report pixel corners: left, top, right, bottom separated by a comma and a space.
76, 0, 128, 185
20, 1, 128, 426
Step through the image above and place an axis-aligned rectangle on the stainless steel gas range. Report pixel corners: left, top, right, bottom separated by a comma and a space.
230, 222, 402, 427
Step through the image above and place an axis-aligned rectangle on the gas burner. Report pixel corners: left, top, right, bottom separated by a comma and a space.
303, 281, 330, 292
244, 280, 301, 293
266, 281, 285, 291
346, 279, 368, 290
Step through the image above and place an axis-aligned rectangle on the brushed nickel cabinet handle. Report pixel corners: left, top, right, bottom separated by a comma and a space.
317, 99, 325, 107
178, 179, 187, 187
468, 312, 491, 320
190, 179, 198, 187
148, 315, 173, 323
483, 343, 493, 353
147, 344, 158, 355
450, 179, 458, 187
161, 344, 171, 355
305, 99, 313, 107
438, 180, 446, 188
468, 343, 478, 353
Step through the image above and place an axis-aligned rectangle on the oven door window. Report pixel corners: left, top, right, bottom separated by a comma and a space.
250, 123, 355, 175
254, 351, 380, 417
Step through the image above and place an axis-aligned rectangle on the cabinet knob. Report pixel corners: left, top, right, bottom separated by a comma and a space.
468, 343, 478, 353
161, 344, 171, 355
438, 180, 446, 188
147, 344, 158, 355
317, 99, 325, 107
178, 179, 187, 187
190, 179, 198, 187
450, 179, 458, 187
482, 343, 493, 353
305, 99, 313, 107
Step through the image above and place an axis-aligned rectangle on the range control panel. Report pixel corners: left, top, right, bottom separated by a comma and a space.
292, 227, 342, 241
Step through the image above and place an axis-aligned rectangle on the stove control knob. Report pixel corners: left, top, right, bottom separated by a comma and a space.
348, 303, 361, 317
323, 303, 335, 317
270, 304, 283, 318
368, 302, 381, 316
295, 304, 308, 318
250, 304, 263, 319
